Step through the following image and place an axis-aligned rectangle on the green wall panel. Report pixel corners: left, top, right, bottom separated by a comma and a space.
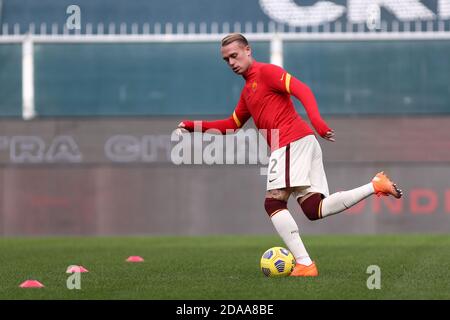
284, 41, 450, 115
34, 42, 270, 116
0, 44, 22, 116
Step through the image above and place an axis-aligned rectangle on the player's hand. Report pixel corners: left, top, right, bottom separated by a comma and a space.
323, 130, 336, 142
175, 121, 189, 137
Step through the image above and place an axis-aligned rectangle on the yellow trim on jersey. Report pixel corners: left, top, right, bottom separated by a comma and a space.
285, 73, 292, 94
232, 111, 242, 128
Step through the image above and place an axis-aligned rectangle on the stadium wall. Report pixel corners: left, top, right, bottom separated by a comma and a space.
1, 1, 450, 236
0, 117, 449, 236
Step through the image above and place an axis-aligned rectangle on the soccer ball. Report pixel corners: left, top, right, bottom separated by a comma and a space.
260, 246, 296, 277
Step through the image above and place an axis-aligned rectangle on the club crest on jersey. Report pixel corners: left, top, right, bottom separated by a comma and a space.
251, 81, 257, 91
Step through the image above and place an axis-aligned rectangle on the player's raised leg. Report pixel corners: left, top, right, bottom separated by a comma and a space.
298, 172, 402, 220
265, 188, 318, 277
321, 171, 402, 218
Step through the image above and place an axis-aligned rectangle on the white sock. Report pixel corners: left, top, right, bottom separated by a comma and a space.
321, 183, 375, 218
271, 209, 312, 266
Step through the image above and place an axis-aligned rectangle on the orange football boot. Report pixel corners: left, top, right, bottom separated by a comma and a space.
372, 171, 403, 199
290, 262, 319, 277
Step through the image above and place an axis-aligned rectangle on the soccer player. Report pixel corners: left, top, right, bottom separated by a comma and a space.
177, 33, 402, 277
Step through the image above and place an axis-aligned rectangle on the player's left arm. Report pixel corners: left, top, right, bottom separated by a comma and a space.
261, 64, 335, 142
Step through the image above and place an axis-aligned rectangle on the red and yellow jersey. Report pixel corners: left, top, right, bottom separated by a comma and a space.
183, 60, 331, 151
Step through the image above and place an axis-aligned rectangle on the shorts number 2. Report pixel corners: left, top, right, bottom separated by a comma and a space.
270, 159, 277, 174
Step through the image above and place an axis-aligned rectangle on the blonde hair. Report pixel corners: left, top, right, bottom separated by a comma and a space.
221, 33, 249, 47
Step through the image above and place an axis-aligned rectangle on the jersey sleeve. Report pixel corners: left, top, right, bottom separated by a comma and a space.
261, 64, 332, 137
181, 90, 250, 134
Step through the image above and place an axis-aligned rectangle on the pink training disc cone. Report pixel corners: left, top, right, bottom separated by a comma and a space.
126, 256, 144, 262
66, 265, 89, 273
19, 280, 45, 288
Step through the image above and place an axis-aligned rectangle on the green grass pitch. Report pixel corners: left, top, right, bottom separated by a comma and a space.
0, 235, 449, 299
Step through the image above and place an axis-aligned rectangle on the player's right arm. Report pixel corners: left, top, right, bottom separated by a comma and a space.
178, 91, 250, 134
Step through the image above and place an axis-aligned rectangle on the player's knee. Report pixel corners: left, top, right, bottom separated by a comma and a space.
298, 193, 325, 221
264, 198, 288, 218
265, 189, 290, 201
